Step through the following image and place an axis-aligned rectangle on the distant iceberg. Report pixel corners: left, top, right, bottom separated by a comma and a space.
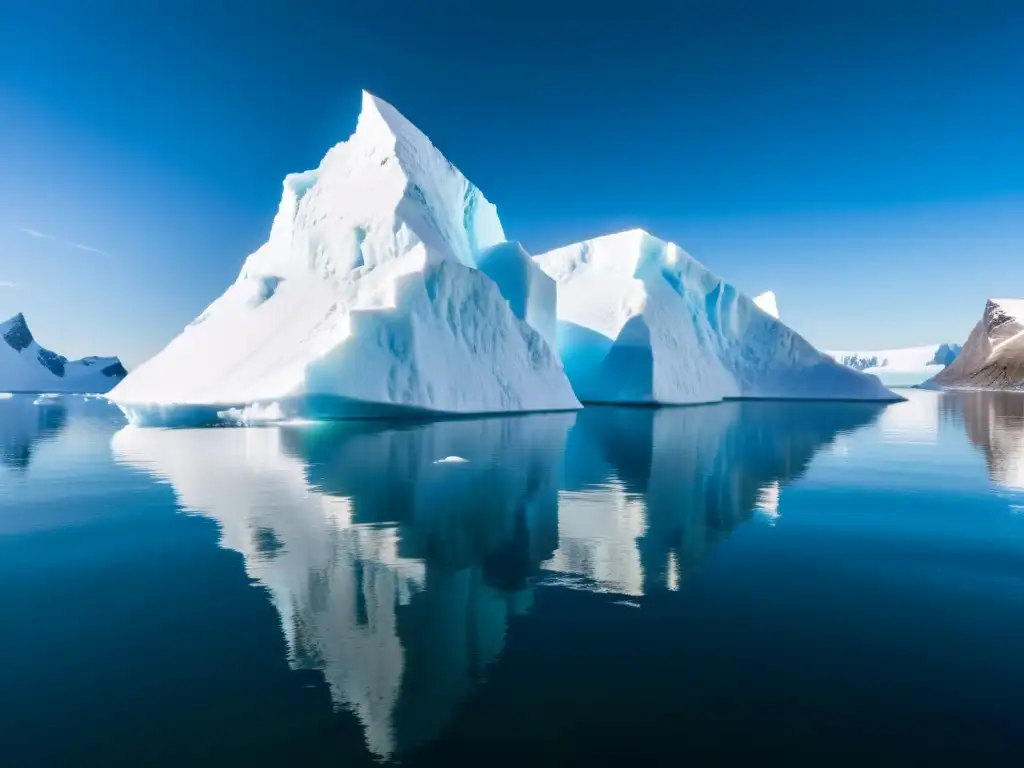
828, 342, 962, 387
109, 91, 579, 427
533, 230, 900, 405
0, 313, 126, 394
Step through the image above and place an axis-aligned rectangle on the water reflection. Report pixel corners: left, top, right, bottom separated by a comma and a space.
940, 391, 1024, 492
0, 395, 68, 471
112, 401, 883, 760
549, 402, 886, 595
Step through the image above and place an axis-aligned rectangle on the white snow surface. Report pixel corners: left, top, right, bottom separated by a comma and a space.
753, 291, 779, 319
827, 343, 962, 387
0, 313, 126, 394
533, 230, 899, 404
109, 91, 579, 426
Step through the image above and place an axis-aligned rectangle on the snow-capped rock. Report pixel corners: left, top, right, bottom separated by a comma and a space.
827, 343, 962, 387
754, 291, 779, 319
533, 230, 900, 404
0, 313, 126, 394
109, 91, 580, 426
925, 298, 1024, 391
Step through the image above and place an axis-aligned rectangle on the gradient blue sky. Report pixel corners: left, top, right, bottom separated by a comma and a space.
1, 0, 1021, 367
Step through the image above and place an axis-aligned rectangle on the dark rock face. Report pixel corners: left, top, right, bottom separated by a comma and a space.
2, 313, 33, 352
37, 348, 68, 378
102, 361, 128, 379
836, 354, 882, 371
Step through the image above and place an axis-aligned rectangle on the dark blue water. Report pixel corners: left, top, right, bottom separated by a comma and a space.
2, 390, 1023, 764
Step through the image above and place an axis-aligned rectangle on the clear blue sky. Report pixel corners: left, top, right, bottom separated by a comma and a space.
1, 0, 1021, 367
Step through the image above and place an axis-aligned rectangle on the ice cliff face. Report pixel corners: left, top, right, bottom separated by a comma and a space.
534, 230, 899, 404
109, 91, 579, 425
0, 313, 126, 394
926, 299, 1024, 391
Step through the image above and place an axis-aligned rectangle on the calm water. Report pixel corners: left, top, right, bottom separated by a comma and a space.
2, 390, 1024, 764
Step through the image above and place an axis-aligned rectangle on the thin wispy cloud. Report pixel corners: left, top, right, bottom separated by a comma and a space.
19, 227, 109, 256
66, 241, 107, 255
21, 227, 55, 241
0, 281, 18, 289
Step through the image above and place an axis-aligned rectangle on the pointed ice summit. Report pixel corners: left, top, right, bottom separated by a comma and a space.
110, 91, 580, 425
1, 313, 126, 394
534, 230, 899, 404
925, 298, 1024, 391
753, 291, 779, 319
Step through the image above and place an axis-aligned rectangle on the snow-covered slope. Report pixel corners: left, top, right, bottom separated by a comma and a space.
827, 343, 962, 387
925, 299, 1024, 391
753, 291, 779, 319
0, 313, 126, 394
109, 91, 579, 426
533, 230, 899, 404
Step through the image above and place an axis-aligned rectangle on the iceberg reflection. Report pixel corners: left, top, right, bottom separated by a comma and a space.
548, 401, 886, 595
0, 395, 68, 471
111, 400, 883, 759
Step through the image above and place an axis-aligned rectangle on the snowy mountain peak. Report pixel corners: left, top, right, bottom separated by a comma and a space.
1, 312, 34, 352
926, 297, 1024, 391
985, 298, 1024, 334
0, 312, 126, 393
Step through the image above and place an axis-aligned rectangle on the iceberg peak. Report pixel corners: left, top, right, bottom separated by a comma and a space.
109, 90, 578, 425
753, 291, 779, 319
354, 89, 423, 150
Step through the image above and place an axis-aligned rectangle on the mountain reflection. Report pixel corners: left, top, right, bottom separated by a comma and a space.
111, 401, 882, 760
0, 396, 68, 471
939, 391, 1024, 491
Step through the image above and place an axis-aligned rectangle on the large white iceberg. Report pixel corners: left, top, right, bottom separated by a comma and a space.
109, 91, 579, 426
0, 313, 126, 394
534, 230, 900, 404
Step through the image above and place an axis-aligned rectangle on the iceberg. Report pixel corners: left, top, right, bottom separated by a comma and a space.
0, 313, 126, 394
924, 298, 1024, 391
753, 291, 779, 319
109, 91, 579, 426
828, 343, 962, 387
533, 230, 900, 405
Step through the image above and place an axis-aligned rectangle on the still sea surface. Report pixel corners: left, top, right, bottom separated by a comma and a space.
1, 389, 1023, 764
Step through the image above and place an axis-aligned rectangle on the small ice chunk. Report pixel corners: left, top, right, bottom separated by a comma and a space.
433, 455, 469, 464
216, 402, 286, 426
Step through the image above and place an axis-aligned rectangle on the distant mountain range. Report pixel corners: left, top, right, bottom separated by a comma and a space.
827, 343, 962, 387
0, 313, 126, 394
